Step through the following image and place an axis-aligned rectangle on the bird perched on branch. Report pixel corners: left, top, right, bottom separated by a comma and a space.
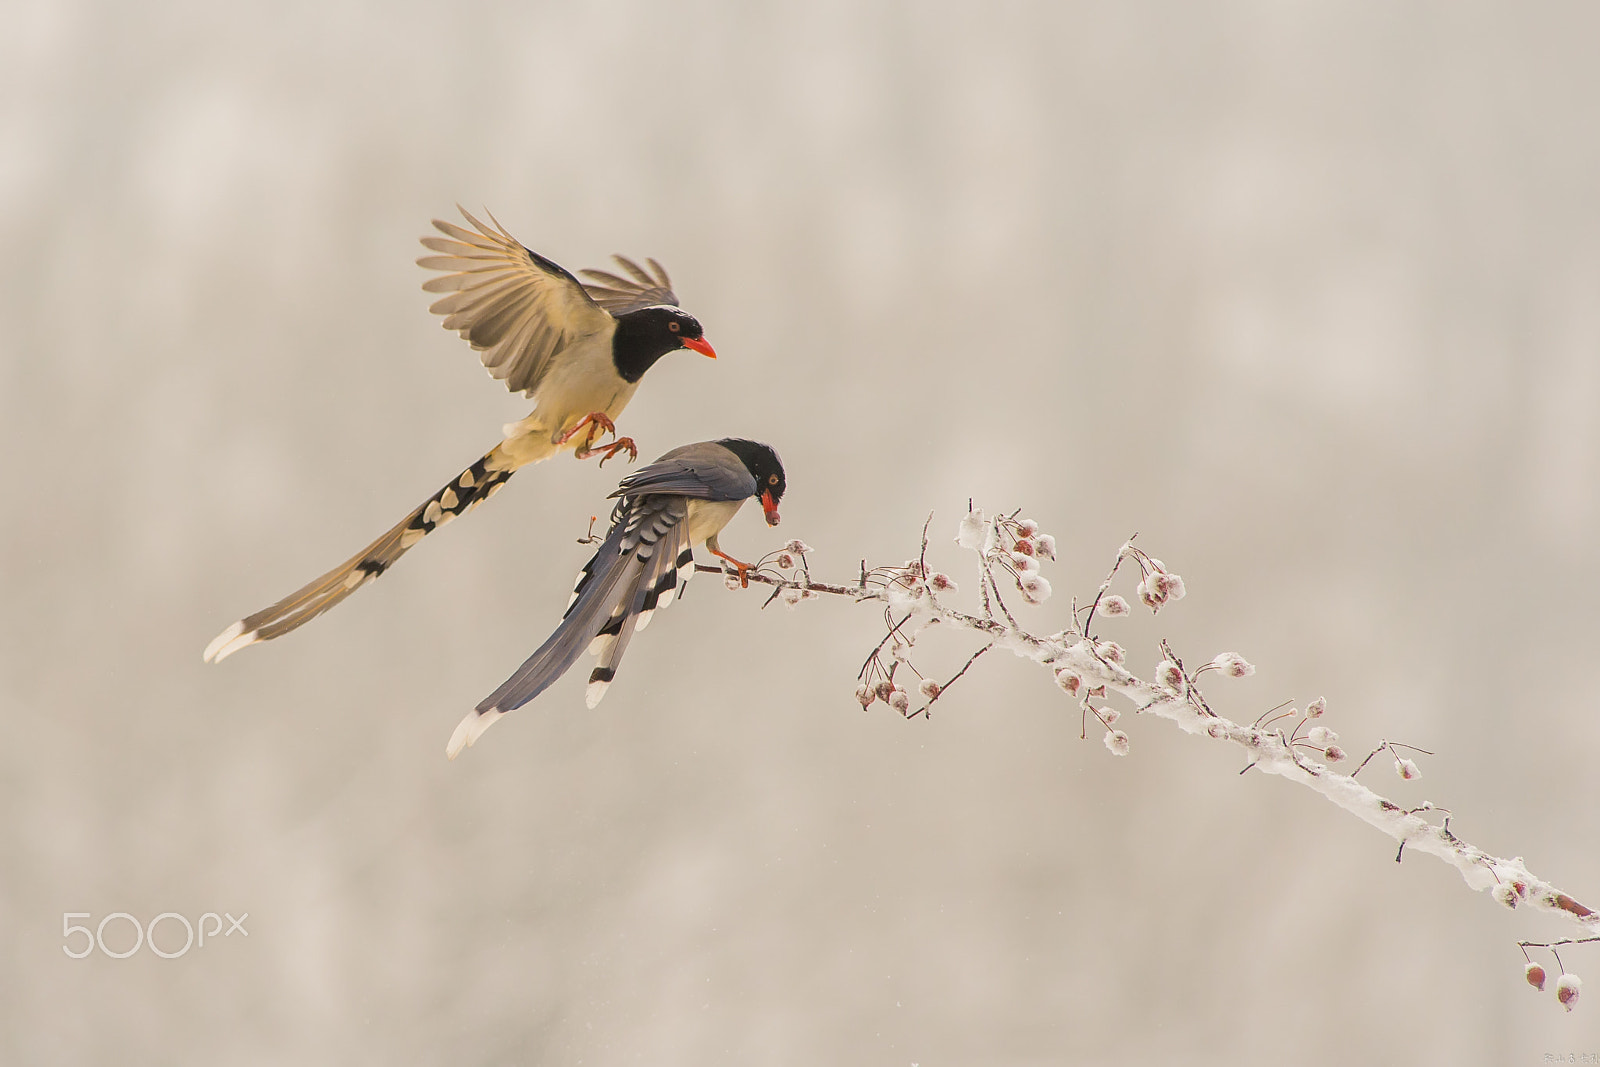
204, 207, 716, 663
447, 438, 786, 759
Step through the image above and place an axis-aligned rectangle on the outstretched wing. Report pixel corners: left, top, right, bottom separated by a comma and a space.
418, 207, 614, 397
579, 255, 680, 314
445, 494, 695, 758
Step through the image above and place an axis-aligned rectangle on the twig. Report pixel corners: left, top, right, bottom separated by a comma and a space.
918, 512, 932, 578
701, 521, 1599, 941
1082, 534, 1135, 637
985, 567, 1020, 631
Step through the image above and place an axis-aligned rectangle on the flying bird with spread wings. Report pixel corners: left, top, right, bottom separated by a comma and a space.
204, 208, 716, 663
447, 438, 786, 759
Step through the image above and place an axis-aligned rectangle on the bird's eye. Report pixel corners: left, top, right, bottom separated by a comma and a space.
768, 474, 779, 485
668, 321, 680, 332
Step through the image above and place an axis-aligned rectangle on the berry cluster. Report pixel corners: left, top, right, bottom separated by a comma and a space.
1521, 946, 1586, 1012
958, 508, 1056, 605
744, 509, 1596, 996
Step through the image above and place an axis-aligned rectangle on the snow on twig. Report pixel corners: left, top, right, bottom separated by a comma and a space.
696, 506, 1600, 1003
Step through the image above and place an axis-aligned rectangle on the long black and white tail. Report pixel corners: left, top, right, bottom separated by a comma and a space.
445, 495, 695, 758
203, 447, 516, 663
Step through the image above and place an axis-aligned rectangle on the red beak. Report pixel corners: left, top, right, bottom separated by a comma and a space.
682, 336, 717, 359
760, 490, 781, 526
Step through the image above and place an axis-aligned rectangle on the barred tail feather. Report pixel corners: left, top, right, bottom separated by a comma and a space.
453, 523, 641, 756
203, 446, 516, 662
584, 524, 682, 707
634, 530, 689, 632
449, 496, 690, 756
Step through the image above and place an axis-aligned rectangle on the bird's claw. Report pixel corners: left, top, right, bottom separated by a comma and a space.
592, 437, 638, 467
711, 548, 754, 587
558, 412, 618, 450
565, 413, 639, 464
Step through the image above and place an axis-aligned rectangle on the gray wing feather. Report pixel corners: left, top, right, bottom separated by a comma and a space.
579, 255, 679, 314
418, 207, 614, 398
474, 495, 689, 715
611, 442, 757, 502
584, 507, 688, 701
474, 523, 638, 715
579, 526, 674, 707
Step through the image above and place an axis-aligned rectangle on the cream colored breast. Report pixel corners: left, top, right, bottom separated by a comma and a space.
686, 498, 746, 544
534, 338, 639, 443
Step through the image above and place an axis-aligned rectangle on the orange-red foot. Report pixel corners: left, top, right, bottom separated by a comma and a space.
581, 436, 638, 466
557, 412, 617, 449
710, 546, 754, 588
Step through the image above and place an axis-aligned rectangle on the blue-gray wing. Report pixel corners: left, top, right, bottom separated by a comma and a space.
611, 441, 757, 502
445, 493, 694, 758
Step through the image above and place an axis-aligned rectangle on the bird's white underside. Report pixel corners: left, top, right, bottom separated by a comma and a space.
684, 498, 745, 543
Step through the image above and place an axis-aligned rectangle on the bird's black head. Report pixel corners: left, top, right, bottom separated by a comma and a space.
610, 305, 716, 383
717, 438, 786, 526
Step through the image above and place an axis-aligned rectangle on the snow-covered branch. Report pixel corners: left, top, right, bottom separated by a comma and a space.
697, 508, 1599, 1010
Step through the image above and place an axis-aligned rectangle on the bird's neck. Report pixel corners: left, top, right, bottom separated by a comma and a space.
609, 313, 675, 383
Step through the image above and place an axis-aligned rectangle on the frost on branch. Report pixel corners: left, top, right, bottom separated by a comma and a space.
696, 505, 1600, 1000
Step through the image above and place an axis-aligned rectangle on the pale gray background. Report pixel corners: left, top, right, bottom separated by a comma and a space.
5, 2, 1599, 1064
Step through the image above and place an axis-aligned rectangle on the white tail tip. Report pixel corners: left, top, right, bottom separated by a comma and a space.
203, 621, 257, 663
446, 707, 506, 760
584, 679, 610, 709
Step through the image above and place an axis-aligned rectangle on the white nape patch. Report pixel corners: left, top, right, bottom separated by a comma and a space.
585, 678, 611, 709
440, 488, 459, 510
400, 528, 426, 548
422, 500, 443, 525
203, 621, 257, 663
457, 470, 475, 489
446, 708, 505, 760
